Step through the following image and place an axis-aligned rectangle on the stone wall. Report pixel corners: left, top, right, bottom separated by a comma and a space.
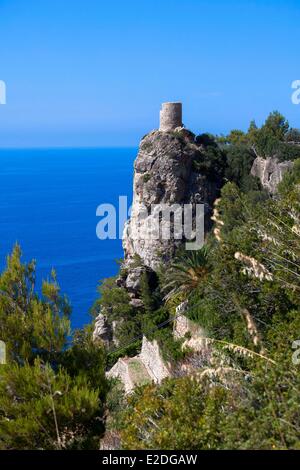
174, 312, 205, 340
106, 336, 171, 393
106, 314, 209, 393
174, 314, 190, 338
159, 102, 182, 131
106, 358, 134, 394
139, 336, 171, 383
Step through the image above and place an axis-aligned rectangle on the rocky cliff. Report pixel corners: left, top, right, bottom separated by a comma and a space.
122, 128, 219, 272
251, 156, 293, 194
93, 125, 221, 346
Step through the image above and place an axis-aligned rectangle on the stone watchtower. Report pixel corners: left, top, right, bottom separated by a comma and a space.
159, 102, 182, 131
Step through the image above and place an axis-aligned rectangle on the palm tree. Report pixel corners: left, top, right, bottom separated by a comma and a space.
162, 246, 210, 302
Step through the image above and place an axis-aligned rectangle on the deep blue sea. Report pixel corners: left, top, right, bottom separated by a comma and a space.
0, 148, 135, 329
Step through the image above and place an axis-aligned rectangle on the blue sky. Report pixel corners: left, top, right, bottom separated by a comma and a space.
0, 0, 299, 147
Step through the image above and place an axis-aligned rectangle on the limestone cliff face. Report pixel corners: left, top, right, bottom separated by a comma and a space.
94, 126, 219, 345
251, 156, 293, 194
92, 313, 112, 347
106, 314, 207, 395
122, 129, 219, 271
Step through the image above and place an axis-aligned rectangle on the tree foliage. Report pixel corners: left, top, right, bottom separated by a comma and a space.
110, 158, 300, 450
0, 247, 107, 449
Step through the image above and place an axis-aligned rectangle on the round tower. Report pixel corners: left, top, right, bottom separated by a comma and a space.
159, 102, 182, 131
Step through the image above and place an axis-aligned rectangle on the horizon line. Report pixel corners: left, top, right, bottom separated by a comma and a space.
0, 145, 139, 151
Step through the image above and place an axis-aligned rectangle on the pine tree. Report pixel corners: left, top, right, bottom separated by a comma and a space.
0, 246, 107, 449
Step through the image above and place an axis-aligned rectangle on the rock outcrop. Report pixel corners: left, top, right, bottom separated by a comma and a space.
251, 156, 293, 194
92, 313, 112, 347
94, 119, 221, 344
94, 104, 220, 357
122, 129, 219, 271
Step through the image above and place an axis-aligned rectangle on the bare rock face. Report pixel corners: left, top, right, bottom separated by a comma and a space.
123, 129, 218, 270
251, 156, 293, 194
92, 313, 112, 347
125, 266, 145, 292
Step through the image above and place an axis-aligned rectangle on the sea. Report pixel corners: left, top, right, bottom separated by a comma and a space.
0, 148, 136, 329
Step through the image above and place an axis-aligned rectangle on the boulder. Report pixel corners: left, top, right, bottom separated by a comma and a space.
251, 156, 293, 194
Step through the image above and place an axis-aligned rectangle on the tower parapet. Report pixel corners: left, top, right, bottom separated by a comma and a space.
159, 102, 182, 131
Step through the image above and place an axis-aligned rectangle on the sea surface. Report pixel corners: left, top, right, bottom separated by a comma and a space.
0, 148, 135, 329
